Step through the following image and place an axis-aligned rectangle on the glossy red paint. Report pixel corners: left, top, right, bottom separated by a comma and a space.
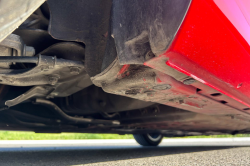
214, 0, 250, 46
148, 0, 250, 107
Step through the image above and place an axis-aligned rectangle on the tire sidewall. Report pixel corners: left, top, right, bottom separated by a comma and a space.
143, 134, 163, 146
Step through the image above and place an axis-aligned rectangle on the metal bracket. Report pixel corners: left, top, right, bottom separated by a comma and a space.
0, 55, 84, 86
5, 86, 54, 107
3, 54, 92, 107
0, 34, 35, 57
0, 34, 35, 68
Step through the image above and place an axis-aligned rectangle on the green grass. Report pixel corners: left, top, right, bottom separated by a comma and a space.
0, 131, 133, 140
0, 131, 250, 140
181, 134, 250, 138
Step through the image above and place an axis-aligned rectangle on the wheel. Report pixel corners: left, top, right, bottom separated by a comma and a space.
133, 133, 163, 146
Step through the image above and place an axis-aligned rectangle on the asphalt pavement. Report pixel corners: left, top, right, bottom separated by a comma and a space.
0, 138, 250, 166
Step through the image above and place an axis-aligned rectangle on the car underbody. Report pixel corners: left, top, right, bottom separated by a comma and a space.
0, 0, 250, 140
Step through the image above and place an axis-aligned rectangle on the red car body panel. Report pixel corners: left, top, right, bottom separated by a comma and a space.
146, 0, 250, 108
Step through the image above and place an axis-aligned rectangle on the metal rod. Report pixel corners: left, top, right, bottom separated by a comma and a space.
6, 114, 48, 127
0, 56, 38, 63
5, 110, 58, 124
35, 99, 120, 125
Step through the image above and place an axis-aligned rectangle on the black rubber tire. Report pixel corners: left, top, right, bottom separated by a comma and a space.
133, 133, 163, 146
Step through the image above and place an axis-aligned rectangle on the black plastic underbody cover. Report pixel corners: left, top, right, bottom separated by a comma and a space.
47, 0, 191, 76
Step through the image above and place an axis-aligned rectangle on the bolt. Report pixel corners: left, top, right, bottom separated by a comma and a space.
70, 67, 80, 75
153, 84, 171, 90
48, 76, 58, 85
145, 51, 155, 61
183, 78, 196, 85
125, 88, 142, 95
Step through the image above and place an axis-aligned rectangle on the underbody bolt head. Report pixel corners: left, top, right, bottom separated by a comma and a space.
70, 67, 80, 75
153, 84, 171, 90
183, 78, 196, 85
48, 76, 58, 85
145, 51, 155, 61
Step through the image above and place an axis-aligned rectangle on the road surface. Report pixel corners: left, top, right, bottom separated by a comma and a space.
0, 138, 250, 165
